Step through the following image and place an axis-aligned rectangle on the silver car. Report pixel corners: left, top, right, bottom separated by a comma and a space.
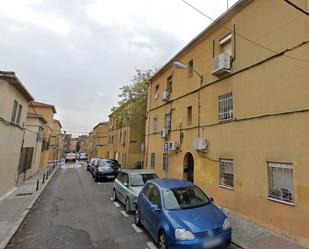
113, 169, 158, 214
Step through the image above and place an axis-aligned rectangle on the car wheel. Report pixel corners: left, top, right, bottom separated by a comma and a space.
125, 198, 131, 214
113, 189, 118, 201
158, 231, 168, 249
135, 207, 142, 227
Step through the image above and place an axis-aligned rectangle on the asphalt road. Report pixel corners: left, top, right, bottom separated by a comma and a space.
7, 162, 240, 249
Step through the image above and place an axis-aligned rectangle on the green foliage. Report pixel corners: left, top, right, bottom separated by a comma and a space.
111, 69, 156, 130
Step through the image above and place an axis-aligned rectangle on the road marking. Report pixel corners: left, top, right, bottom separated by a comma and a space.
132, 224, 143, 233
146, 241, 158, 249
97, 182, 102, 184
120, 210, 129, 218
114, 202, 120, 208
110, 197, 114, 201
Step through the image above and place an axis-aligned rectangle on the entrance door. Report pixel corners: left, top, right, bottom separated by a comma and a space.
183, 153, 194, 183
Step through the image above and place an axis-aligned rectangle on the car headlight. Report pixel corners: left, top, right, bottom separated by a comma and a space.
223, 218, 231, 230
175, 228, 195, 241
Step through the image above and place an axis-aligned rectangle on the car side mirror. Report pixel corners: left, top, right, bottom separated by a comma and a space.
209, 197, 214, 202
150, 204, 160, 212
124, 182, 128, 187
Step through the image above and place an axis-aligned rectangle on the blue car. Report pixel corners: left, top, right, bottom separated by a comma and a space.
135, 179, 231, 249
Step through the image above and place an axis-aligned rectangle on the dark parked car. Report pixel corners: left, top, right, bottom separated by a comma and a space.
93, 159, 120, 181
87, 158, 97, 172
135, 179, 231, 249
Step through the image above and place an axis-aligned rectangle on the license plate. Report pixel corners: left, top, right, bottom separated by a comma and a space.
203, 238, 222, 248
106, 175, 114, 179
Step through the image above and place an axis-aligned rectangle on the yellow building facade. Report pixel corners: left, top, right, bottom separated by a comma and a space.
108, 105, 145, 169
145, 0, 309, 245
49, 119, 63, 161
0, 71, 34, 198
30, 101, 56, 169
89, 122, 109, 158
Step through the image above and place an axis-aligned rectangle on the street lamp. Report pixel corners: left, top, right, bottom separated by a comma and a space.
172, 61, 203, 83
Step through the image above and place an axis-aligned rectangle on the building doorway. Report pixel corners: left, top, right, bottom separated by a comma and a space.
183, 152, 194, 182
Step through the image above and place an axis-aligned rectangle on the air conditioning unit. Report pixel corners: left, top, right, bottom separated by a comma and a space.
161, 91, 170, 101
160, 128, 169, 138
194, 138, 208, 151
212, 53, 231, 75
168, 141, 178, 151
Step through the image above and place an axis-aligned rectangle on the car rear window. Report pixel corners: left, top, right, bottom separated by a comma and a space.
130, 173, 158, 187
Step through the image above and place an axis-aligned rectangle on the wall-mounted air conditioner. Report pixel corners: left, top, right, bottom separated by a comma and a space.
194, 138, 208, 151
168, 141, 178, 151
212, 53, 231, 75
161, 91, 170, 102
160, 128, 169, 138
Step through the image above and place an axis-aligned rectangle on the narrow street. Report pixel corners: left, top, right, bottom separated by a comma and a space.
6, 162, 240, 249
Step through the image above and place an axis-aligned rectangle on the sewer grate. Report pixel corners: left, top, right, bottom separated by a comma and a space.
16, 192, 34, 196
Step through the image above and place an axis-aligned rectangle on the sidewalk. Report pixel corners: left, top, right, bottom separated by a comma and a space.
0, 162, 60, 249
222, 208, 309, 249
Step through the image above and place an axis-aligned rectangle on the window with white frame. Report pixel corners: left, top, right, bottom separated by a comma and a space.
151, 153, 156, 169
268, 162, 295, 204
220, 33, 232, 56
218, 92, 233, 121
219, 159, 234, 188
153, 117, 158, 133
154, 85, 159, 100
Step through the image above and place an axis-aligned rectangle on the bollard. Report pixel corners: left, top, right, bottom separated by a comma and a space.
42, 173, 45, 184
36, 179, 39, 191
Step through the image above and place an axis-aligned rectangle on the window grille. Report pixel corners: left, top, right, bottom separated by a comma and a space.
268, 162, 295, 204
219, 159, 234, 188
165, 113, 171, 130
218, 92, 233, 120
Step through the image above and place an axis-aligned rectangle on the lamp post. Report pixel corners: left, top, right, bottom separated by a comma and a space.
173, 61, 204, 137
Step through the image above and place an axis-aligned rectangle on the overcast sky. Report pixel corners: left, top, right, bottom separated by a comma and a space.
0, 0, 238, 135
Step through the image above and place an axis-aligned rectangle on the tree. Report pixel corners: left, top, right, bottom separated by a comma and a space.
111, 68, 156, 131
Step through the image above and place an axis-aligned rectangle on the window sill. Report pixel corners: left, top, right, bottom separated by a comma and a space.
267, 197, 295, 206
218, 185, 234, 191
219, 118, 233, 123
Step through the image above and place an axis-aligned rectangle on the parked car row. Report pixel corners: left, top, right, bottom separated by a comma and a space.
87, 158, 121, 182
86, 157, 232, 249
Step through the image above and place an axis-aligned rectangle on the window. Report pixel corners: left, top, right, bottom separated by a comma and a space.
121, 173, 129, 186
153, 117, 158, 133
167, 75, 173, 92
188, 59, 193, 77
151, 153, 156, 169
219, 159, 234, 189
220, 33, 232, 56
149, 186, 161, 206
122, 131, 126, 145
11, 100, 18, 123
16, 104, 23, 125
187, 106, 192, 124
163, 153, 168, 172
218, 92, 233, 121
154, 85, 159, 100
268, 162, 295, 204
165, 113, 171, 130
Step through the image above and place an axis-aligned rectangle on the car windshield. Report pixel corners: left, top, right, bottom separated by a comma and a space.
163, 186, 210, 210
98, 160, 112, 168
130, 173, 158, 187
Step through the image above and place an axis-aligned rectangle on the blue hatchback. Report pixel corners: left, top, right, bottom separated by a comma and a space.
135, 179, 231, 249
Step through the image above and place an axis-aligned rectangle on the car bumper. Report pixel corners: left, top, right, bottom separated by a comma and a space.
96, 172, 117, 179
169, 230, 231, 249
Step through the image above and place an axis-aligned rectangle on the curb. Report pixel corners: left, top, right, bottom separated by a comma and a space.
0, 164, 60, 249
